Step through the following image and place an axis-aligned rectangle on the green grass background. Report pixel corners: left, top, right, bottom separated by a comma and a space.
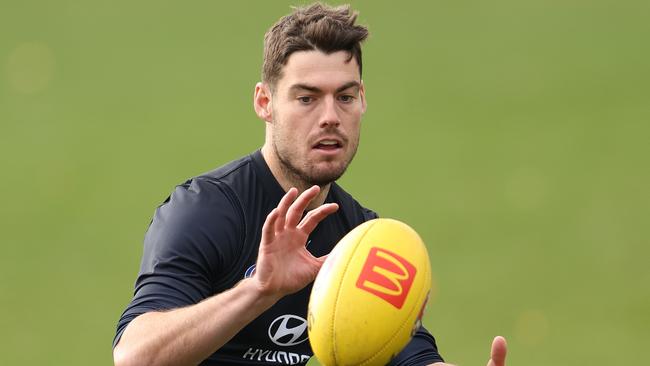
1, 0, 649, 364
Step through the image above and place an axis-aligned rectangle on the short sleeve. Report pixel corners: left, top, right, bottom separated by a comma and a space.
113, 178, 243, 347
388, 326, 444, 366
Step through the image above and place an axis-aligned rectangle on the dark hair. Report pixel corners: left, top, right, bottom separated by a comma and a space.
262, 3, 369, 89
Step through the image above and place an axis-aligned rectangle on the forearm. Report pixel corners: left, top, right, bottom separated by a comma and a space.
113, 278, 281, 366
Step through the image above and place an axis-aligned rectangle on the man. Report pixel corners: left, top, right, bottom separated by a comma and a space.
113, 3, 507, 366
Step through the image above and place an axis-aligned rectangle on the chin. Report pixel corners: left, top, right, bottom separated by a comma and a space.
305, 164, 348, 186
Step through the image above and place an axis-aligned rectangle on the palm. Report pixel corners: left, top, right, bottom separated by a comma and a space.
254, 186, 338, 296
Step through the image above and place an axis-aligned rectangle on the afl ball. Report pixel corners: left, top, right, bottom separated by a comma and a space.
308, 218, 432, 366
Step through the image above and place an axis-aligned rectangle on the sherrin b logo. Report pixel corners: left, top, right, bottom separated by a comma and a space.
355, 246, 416, 309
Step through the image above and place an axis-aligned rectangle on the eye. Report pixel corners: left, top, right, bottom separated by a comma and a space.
297, 96, 313, 104
338, 95, 355, 103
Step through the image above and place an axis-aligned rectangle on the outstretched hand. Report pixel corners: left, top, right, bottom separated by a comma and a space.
253, 186, 338, 298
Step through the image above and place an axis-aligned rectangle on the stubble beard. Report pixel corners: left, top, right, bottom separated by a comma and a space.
272, 134, 358, 188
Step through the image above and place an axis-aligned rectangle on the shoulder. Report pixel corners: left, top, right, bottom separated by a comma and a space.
144, 155, 258, 260
197, 153, 255, 185
161, 153, 257, 220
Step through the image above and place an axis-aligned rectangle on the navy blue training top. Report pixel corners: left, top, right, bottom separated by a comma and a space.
114, 150, 443, 365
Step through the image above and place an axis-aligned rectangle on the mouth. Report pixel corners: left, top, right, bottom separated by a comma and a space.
313, 139, 344, 152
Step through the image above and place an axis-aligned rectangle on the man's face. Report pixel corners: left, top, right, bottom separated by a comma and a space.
267, 50, 366, 186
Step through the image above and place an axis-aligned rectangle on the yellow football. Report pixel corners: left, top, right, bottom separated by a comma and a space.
308, 218, 432, 366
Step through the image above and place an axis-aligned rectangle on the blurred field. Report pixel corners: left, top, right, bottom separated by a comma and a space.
1, 0, 649, 365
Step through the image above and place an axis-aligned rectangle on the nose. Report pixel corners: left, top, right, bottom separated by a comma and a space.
319, 95, 341, 128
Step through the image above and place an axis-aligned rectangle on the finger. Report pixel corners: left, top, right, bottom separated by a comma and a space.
298, 203, 339, 234
275, 187, 298, 233
261, 208, 278, 244
487, 336, 507, 366
286, 186, 320, 227
298, 205, 321, 229
297, 203, 338, 233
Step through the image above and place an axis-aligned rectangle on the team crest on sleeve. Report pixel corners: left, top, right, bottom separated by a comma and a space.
244, 264, 256, 278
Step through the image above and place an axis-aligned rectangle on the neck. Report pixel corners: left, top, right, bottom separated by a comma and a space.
260, 145, 331, 210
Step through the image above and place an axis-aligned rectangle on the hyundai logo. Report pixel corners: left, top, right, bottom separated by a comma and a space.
268, 315, 308, 347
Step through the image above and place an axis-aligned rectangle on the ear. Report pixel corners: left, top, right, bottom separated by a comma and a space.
254, 82, 273, 122
360, 80, 367, 115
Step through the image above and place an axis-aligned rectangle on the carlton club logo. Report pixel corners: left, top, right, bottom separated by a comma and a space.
356, 247, 416, 309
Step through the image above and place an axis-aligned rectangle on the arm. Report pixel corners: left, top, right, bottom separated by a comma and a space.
113, 278, 280, 366
388, 326, 444, 365
114, 186, 337, 366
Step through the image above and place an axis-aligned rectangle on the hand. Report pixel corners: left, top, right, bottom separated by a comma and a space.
253, 186, 338, 298
431, 336, 507, 366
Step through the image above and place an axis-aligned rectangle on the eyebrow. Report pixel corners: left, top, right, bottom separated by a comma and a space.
289, 81, 360, 94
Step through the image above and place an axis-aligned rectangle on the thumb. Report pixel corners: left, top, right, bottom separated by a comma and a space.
314, 254, 329, 268
486, 336, 507, 366
317, 254, 329, 263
